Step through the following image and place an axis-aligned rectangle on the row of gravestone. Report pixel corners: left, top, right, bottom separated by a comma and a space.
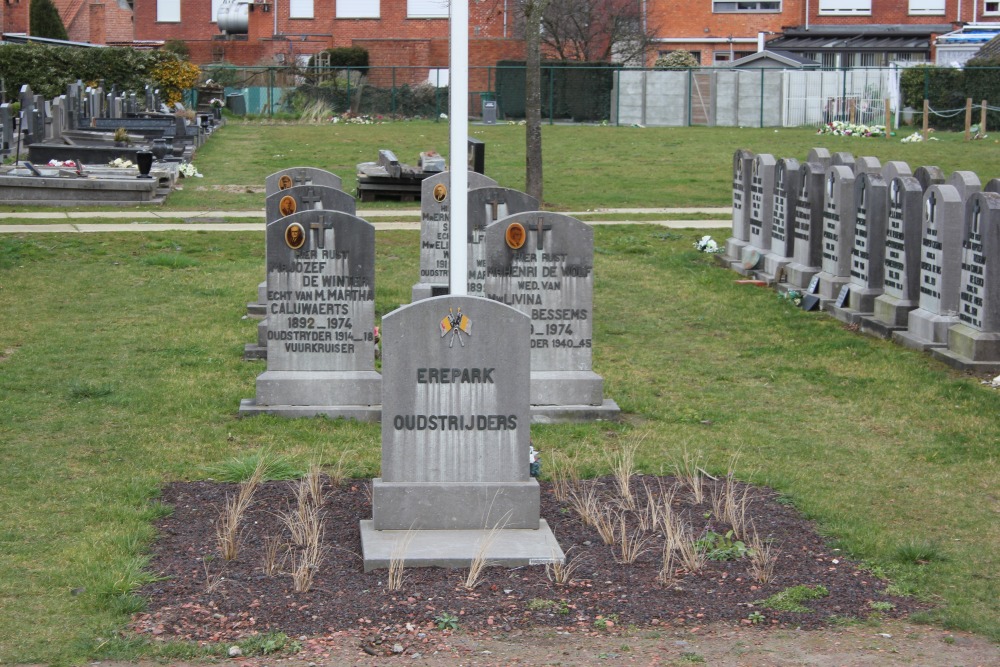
724, 147, 1000, 373
239, 167, 619, 425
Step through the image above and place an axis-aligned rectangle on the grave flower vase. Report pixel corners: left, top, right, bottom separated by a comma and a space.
151, 138, 168, 161
136, 151, 153, 178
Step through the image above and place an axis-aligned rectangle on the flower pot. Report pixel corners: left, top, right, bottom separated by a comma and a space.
151, 138, 168, 161
136, 151, 153, 178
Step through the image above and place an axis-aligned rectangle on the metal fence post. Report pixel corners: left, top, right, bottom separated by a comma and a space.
391, 67, 396, 116
548, 65, 554, 125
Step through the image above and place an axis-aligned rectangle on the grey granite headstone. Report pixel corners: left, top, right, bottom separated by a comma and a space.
816, 166, 857, 305
264, 167, 343, 197
830, 172, 889, 324
783, 161, 826, 290
723, 149, 754, 268
948, 170, 981, 203
914, 165, 945, 192
894, 185, 965, 350
484, 211, 619, 423
411, 170, 498, 302
932, 193, 1000, 371
806, 147, 831, 169
362, 295, 563, 570
987, 179, 1000, 194
240, 209, 380, 420
19, 85, 37, 145
860, 176, 924, 338
831, 151, 855, 172
855, 156, 881, 175
49, 97, 66, 143
881, 161, 911, 184
758, 158, 800, 284
744, 153, 776, 273
467, 187, 538, 296
0, 104, 12, 157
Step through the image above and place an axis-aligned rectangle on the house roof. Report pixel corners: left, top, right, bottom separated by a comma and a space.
730, 49, 821, 69
766, 24, 951, 53
0, 33, 106, 48
975, 34, 1000, 59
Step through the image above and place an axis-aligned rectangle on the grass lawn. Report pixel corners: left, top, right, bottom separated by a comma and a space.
0, 123, 998, 663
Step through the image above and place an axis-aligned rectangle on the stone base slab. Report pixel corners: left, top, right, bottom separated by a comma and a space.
929, 325, 1000, 372
238, 398, 380, 421
859, 315, 906, 340
530, 370, 604, 407
531, 398, 621, 424
359, 519, 564, 572
254, 370, 381, 406
827, 304, 866, 326
893, 310, 957, 351
246, 302, 266, 319
719, 238, 747, 267
817, 272, 849, 301
410, 282, 449, 303
758, 253, 791, 285
372, 478, 540, 530
848, 287, 882, 317
783, 262, 819, 291
243, 343, 266, 361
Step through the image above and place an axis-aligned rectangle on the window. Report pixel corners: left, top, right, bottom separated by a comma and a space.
714, 50, 754, 63
290, 0, 314, 18
909, 0, 944, 13
408, 0, 448, 18
818, 0, 871, 14
713, 1, 781, 11
337, 0, 379, 18
157, 0, 180, 22
985, 1, 1000, 15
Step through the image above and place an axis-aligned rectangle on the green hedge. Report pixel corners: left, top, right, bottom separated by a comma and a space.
290, 81, 447, 118
494, 61, 615, 121
899, 63, 1000, 132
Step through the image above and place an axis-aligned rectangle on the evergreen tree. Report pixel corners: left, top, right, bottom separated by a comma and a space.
30, 0, 70, 41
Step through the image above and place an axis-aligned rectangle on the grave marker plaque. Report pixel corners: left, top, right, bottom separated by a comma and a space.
783, 161, 825, 290
831, 172, 888, 323
265, 167, 342, 196
467, 187, 538, 296
723, 149, 754, 267
817, 166, 857, 303
746, 153, 777, 272
894, 184, 965, 350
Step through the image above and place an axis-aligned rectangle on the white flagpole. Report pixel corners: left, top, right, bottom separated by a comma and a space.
449, 0, 469, 296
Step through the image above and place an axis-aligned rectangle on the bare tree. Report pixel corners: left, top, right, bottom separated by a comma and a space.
521, 0, 550, 204
542, 0, 654, 65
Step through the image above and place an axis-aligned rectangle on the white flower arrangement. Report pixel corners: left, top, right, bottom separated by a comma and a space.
816, 120, 886, 138
108, 158, 134, 169
178, 162, 202, 178
901, 133, 938, 143
694, 235, 722, 253
209, 98, 223, 109
47, 159, 76, 167
331, 113, 381, 125
779, 289, 803, 306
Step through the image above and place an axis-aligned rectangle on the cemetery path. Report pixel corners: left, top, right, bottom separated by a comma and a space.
118, 476, 1000, 665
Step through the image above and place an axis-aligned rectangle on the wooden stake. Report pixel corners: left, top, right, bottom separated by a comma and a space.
965, 98, 973, 141
922, 99, 930, 142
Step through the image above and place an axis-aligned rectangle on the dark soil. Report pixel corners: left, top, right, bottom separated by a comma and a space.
133, 476, 920, 649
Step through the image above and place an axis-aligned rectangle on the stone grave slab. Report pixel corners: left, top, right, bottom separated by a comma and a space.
830, 172, 889, 325
483, 211, 619, 423
362, 295, 563, 570
860, 176, 924, 339
411, 170, 498, 302
782, 161, 826, 291
722, 149, 754, 268
467, 187, 538, 296
817, 166, 857, 306
758, 158, 800, 284
0, 104, 12, 158
932, 193, 1000, 371
743, 153, 776, 274
894, 185, 965, 351
240, 209, 380, 420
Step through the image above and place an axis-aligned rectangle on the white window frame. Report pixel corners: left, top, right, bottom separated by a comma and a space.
157, 0, 180, 22
818, 0, 871, 14
337, 0, 379, 18
985, 0, 1000, 15
290, 0, 314, 18
408, 0, 449, 18
712, 0, 782, 12
908, 0, 945, 14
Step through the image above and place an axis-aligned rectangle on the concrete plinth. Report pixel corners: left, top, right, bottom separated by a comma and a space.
254, 370, 380, 406
410, 283, 449, 303
930, 325, 1000, 372
243, 343, 266, 360
755, 253, 791, 285
238, 398, 380, 421
860, 296, 917, 339
359, 519, 564, 572
531, 399, 621, 424
827, 304, 865, 325
372, 478, 540, 530
246, 302, 266, 319
783, 262, 819, 291
817, 273, 849, 302
720, 238, 747, 267
893, 311, 957, 351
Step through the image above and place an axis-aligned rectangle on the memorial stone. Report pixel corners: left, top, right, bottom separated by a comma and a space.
484, 211, 619, 422
758, 158, 800, 284
816, 166, 857, 304
855, 156, 881, 175
881, 161, 911, 184
723, 149, 754, 268
894, 184, 965, 350
239, 209, 380, 420
18, 85, 37, 145
931, 193, 1000, 370
265, 167, 343, 195
467, 187, 538, 296
782, 162, 826, 290
830, 172, 889, 324
360, 295, 563, 569
948, 170, 981, 203
860, 176, 924, 338
744, 153, 776, 273
987, 179, 1000, 194
831, 151, 856, 172
914, 165, 945, 191
806, 147, 832, 169
49, 97, 66, 143
0, 104, 12, 157
412, 170, 498, 302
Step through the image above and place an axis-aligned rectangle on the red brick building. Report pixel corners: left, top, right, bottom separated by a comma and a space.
2, 0, 133, 45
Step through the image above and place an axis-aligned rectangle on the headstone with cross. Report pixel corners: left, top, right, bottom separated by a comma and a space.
0, 103, 12, 158
758, 158, 800, 284
412, 170, 498, 302
18, 85, 37, 145
830, 171, 889, 324
860, 176, 924, 339
894, 184, 965, 351
722, 149, 754, 268
931, 192, 1000, 371
466, 187, 538, 297
806, 147, 832, 169
831, 151, 856, 172
948, 170, 981, 203
914, 165, 945, 192
855, 156, 881, 175
816, 166, 857, 305
484, 211, 619, 423
744, 153, 776, 273
240, 209, 380, 420
782, 161, 826, 291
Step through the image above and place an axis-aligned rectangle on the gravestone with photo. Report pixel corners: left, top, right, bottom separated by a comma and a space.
723, 149, 754, 269
360, 295, 563, 570
816, 166, 857, 306
743, 153, 776, 273
894, 184, 965, 351
782, 161, 826, 291
411, 170, 498, 302
467, 187, 538, 296
860, 176, 924, 338
758, 158, 800, 284
240, 209, 380, 421
830, 172, 889, 324
932, 193, 1000, 371
484, 211, 619, 422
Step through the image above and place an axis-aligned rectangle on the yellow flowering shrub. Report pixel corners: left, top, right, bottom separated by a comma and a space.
151, 59, 201, 105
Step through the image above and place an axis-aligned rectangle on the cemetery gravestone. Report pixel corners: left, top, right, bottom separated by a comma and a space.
360, 295, 563, 569
860, 176, 924, 338
412, 170, 498, 302
830, 172, 889, 324
881, 161, 911, 183
483, 211, 619, 422
914, 165, 945, 191
831, 151, 856, 172
855, 156, 881, 175
758, 157, 800, 284
744, 153, 776, 273
894, 184, 965, 350
240, 209, 380, 421
816, 166, 857, 305
18, 85, 37, 146
0, 104, 12, 158
948, 171, 981, 203
467, 187, 538, 296
723, 149, 754, 269
987, 179, 1000, 194
806, 147, 832, 169
782, 161, 826, 291
932, 193, 1000, 371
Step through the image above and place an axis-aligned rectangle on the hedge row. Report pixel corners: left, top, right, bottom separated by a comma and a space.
900, 60, 1000, 131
